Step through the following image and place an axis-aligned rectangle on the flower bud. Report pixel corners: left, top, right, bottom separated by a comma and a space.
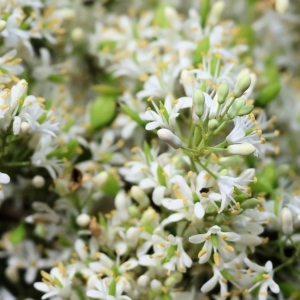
193, 89, 205, 117
217, 83, 229, 104
93, 171, 119, 196
20, 121, 30, 133
126, 227, 139, 247
233, 97, 246, 112
208, 1, 225, 25
131, 186, 149, 208
241, 198, 260, 209
0, 20, 6, 32
150, 279, 162, 291
5, 266, 19, 283
228, 143, 256, 155
233, 75, 251, 97
71, 27, 84, 42
208, 119, 219, 131
275, 0, 289, 14
209, 95, 219, 119
281, 207, 293, 235
138, 275, 149, 288
128, 205, 141, 218
76, 214, 91, 227
157, 129, 182, 149
164, 272, 183, 287
141, 207, 156, 223
87, 274, 98, 289
32, 175, 45, 188
238, 104, 254, 116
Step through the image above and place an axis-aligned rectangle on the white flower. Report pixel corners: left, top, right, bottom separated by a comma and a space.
217, 168, 255, 212
144, 93, 192, 131
244, 258, 280, 300
0, 172, 10, 205
139, 234, 192, 274
87, 277, 132, 300
34, 263, 75, 299
189, 225, 240, 266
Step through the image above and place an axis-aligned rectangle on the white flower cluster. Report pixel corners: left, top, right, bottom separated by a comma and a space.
0, 0, 300, 300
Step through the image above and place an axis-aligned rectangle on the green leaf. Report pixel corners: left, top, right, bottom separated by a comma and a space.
90, 96, 116, 130
194, 36, 210, 65
256, 83, 281, 106
10, 223, 26, 245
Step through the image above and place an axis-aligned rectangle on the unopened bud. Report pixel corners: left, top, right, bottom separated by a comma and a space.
157, 129, 182, 149
20, 121, 30, 133
241, 198, 260, 209
126, 227, 139, 247
71, 27, 84, 42
131, 186, 149, 207
5, 266, 19, 283
228, 143, 256, 156
128, 205, 141, 218
233, 97, 246, 112
238, 104, 254, 116
165, 272, 183, 287
76, 214, 91, 227
208, 1, 225, 25
275, 0, 289, 14
217, 83, 229, 104
32, 175, 45, 188
0, 20, 6, 32
141, 207, 156, 223
233, 75, 251, 98
150, 279, 162, 291
137, 275, 150, 288
87, 274, 98, 289
193, 89, 205, 117
281, 207, 293, 235
93, 172, 108, 188
208, 119, 219, 131
93, 171, 119, 196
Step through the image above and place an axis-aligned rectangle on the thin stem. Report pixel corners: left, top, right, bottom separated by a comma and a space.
3, 161, 31, 167
195, 158, 217, 179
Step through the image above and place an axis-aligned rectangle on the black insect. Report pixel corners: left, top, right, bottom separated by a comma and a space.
200, 187, 210, 193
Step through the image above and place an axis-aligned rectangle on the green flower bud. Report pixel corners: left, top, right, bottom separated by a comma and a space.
128, 205, 141, 218
233, 97, 246, 111
208, 119, 219, 131
238, 104, 254, 116
193, 89, 205, 117
233, 75, 251, 97
165, 272, 183, 287
241, 198, 260, 209
217, 83, 229, 104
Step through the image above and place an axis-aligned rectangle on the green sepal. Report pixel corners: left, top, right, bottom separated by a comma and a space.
108, 278, 117, 296
211, 234, 219, 248
90, 96, 116, 130
100, 172, 120, 197
10, 223, 26, 245
161, 245, 177, 264
157, 165, 167, 186
143, 142, 153, 166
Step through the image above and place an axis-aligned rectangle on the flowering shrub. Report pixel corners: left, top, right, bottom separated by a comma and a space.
1, 0, 300, 299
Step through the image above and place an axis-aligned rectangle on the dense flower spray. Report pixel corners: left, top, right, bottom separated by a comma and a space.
0, 0, 300, 300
